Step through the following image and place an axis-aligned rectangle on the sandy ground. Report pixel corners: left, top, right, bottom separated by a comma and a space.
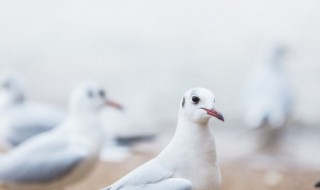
0, 123, 319, 190
70, 122, 320, 190
67, 129, 320, 190
0, 123, 314, 190
65, 160, 320, 190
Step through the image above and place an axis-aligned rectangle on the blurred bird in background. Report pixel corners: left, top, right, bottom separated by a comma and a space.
245, 42, 293, 129
244, 42, 294, 151
0, 81, 122, 190
0, 71, 65, 150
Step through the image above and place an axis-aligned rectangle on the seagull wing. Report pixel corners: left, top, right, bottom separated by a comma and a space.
103, 159, 192, 190
3, 102, 65, 145
0, 130, 86, 183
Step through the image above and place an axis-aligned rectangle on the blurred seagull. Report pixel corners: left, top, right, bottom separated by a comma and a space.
0, 72, 65, 148
245, 43, 293, 129
0, 81, 122, 189
102, 87, 224, 190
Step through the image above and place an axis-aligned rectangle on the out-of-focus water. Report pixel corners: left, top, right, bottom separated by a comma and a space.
0, 0, 319, 133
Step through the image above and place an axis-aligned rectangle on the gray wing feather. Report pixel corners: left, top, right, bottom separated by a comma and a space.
0, 132, 85, 183
6, 124, 55, 146
3, 102, 65, 146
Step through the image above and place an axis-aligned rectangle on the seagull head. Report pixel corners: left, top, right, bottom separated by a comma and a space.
0, 72, 25, 105
69, 80, 122, 114
180, 87, 224, 125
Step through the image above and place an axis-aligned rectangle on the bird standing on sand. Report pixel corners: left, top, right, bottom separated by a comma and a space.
0, 81, 122, 190
103, 87, 224, 190
245, 43, 293, 129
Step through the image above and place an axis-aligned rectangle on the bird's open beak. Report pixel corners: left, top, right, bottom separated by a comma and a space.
202, 108, 224, 122
106, 100, 123, 110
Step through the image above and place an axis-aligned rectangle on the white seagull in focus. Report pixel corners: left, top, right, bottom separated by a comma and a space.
0, 81, 122, 189
102, 87, 224, 190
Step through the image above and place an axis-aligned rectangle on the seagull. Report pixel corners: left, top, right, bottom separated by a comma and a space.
102, 87, 224, 190
245, 43, 293, 129
0, 72, 65, 148
0, 81, 122, 189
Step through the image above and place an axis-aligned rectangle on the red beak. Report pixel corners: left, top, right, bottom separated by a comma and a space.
106, 100, 123, 110
202, 108, 224, 122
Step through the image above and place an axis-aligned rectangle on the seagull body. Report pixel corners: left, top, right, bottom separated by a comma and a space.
245, 44, 293, 129
0, 73, 64, 147
103, 88, 224, 190
0, 81, 122, 189
0, 101, 64, 147
0, 115, 101, 189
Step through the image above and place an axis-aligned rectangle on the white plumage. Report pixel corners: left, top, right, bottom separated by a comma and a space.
103, 87, 224, 190
0, 81, 122, 189
0, 72, 64, 148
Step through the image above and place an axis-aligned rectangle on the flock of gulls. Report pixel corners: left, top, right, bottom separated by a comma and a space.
0, 43, 318, 190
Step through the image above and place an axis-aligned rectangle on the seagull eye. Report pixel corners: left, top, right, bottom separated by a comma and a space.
191, 96, 200, 104
99, 90, 105, 98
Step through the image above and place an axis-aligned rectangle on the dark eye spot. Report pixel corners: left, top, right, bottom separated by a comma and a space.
87, 90, 94, 98
182, 97, 185, 107
191, 96, 200, 104
99, 90, 105, 98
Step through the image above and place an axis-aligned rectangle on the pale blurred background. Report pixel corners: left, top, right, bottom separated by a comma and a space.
0, 0, 319, 189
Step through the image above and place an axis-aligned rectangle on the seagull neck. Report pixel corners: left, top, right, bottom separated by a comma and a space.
158, 115, 218, 169
174, 117, 213, 142
69, 110, 99, 123
64, 111, 101, 137
166, 115, 217, 157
